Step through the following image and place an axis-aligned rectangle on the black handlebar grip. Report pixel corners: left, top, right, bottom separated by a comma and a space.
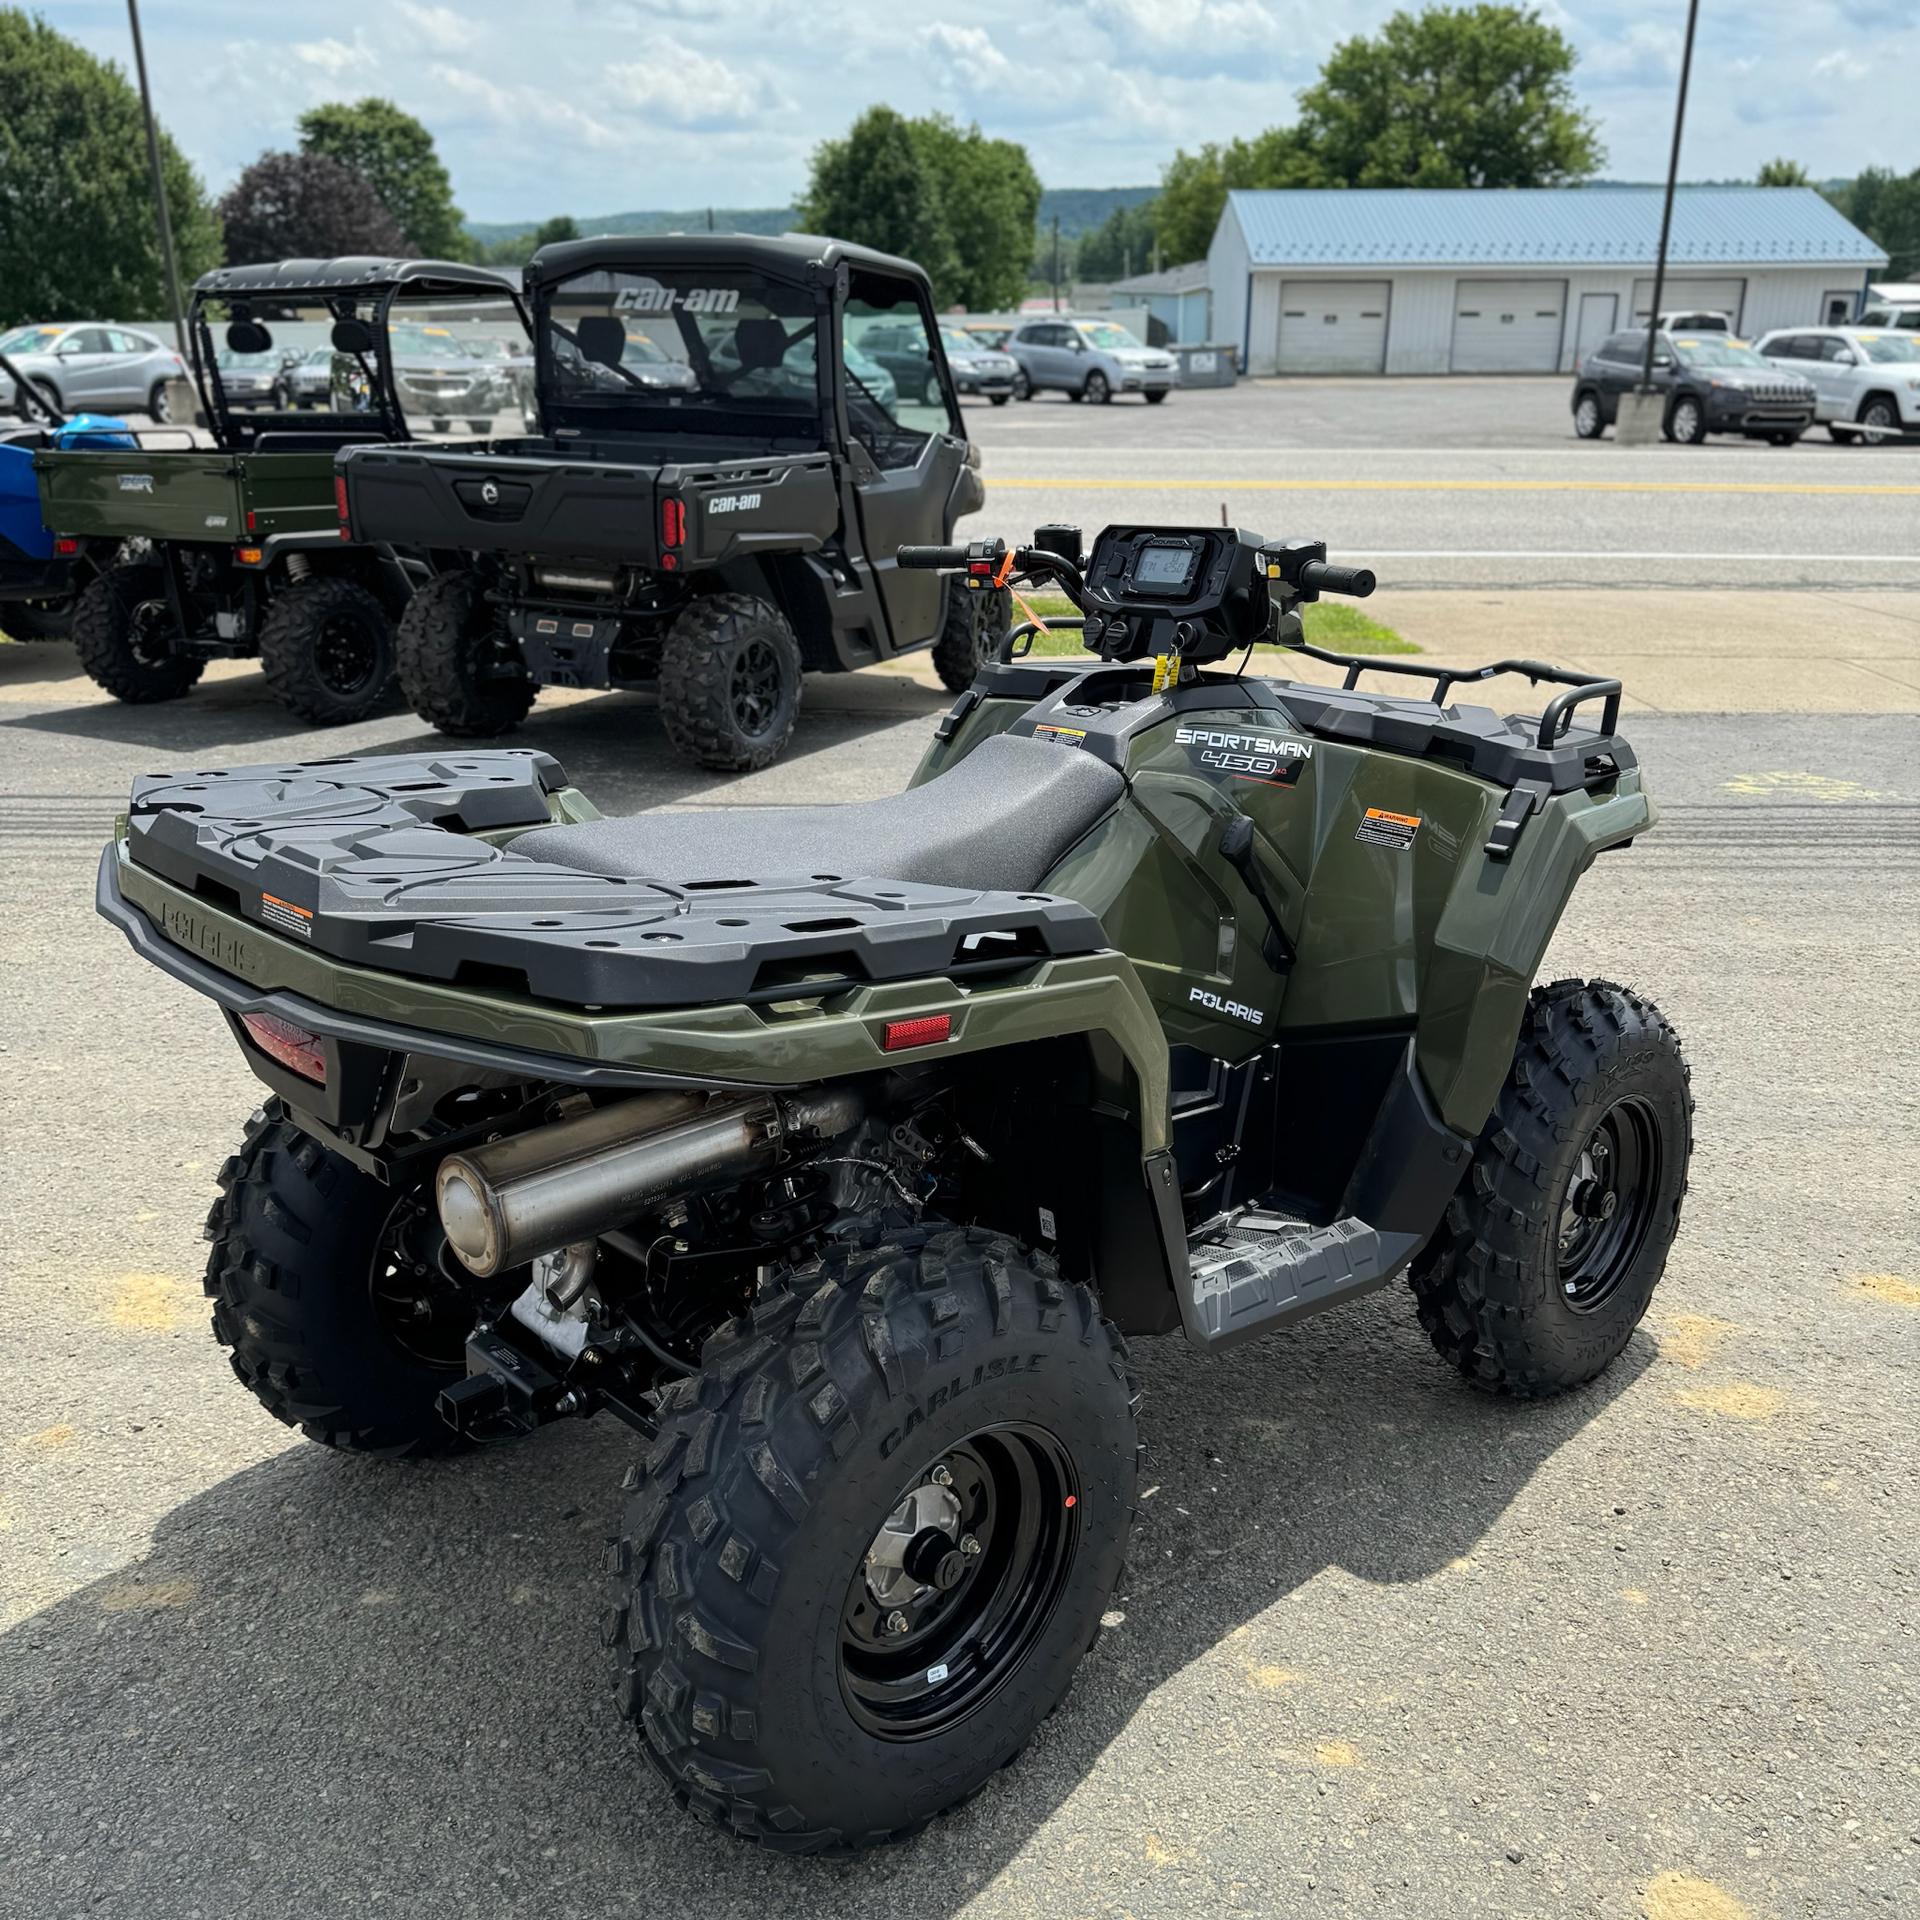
896, 545, 968, 569
1299, 561, 1377, 599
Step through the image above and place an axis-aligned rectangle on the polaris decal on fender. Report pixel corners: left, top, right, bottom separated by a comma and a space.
880, 1352, 1047, 1456
1176, 726, 1311, 786
1189, 985, 1264, 1027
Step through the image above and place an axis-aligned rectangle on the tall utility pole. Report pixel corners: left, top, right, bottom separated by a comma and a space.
1051, 215, 1061, 313
125, 0, 189, 372
1638, 0, 1701, 393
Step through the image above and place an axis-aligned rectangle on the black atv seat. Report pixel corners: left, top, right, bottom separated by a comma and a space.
514, 732, 1124, 893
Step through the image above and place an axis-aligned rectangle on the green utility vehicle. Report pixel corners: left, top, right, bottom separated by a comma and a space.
337, 235, 998, 768
38, 257, 522, 724
99, 519, 1691, 1851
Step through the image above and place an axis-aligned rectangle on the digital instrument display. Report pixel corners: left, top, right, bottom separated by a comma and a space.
1134, 544, 1195, 588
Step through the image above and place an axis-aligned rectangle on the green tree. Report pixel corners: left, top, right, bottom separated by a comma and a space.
0, 8, 223, 327
1152, 3, 1602, 263
1756, 157, 1811, 187
219, 151, 405, 265
1076, 200, 1159, 281
909, 115, 1041, 309
798, 107, 960, 300
298, 98, 465, 258
1831, 166, 1920, 280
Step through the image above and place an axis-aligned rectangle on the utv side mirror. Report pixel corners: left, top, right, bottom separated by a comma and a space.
226, 320, 273, 354
331, 319, 376, 355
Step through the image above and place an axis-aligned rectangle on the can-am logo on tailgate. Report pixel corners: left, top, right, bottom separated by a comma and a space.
613, 287, 741, 315
706, 493, 761, 515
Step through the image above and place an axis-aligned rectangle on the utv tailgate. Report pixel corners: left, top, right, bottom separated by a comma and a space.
341, 444, 839, 567
35, 448, 340, 544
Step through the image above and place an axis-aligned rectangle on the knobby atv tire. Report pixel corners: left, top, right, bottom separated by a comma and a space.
396, 568, 536, 737
258, 573, 396, 725
0, 595, 76, 641
69, 561, 203, 704
1410, 979, 1693, 1398
607, 1222, 1139, 1851
201, 1101, 478, 1457
930, 578, 1012, 692
658, 593, 802, 772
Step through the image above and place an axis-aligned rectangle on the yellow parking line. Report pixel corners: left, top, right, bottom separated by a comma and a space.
989, 478, 1920, 497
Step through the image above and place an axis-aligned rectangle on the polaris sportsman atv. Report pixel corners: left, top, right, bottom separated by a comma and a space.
0, 353, 137, 640
98, 519, 1691, 1851
335, 235, 1001, 768
36, 256, 522, 723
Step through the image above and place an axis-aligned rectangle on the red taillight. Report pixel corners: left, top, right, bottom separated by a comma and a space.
54, 537, 78, 555
883, 1014, 952, 1052
661, 497, 685, 549
245, 509, 256, 534
240, 1011, 327, 1085
334, 476, 350, 526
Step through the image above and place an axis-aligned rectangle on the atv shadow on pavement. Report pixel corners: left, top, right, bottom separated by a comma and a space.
0, 1290, 1649, 1917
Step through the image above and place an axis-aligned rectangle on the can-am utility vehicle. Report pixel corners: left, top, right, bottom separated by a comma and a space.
0, 354, 136, 639
98, 519, 1691, 1852
336, 235, 1001, 768
37, 256, 523, 723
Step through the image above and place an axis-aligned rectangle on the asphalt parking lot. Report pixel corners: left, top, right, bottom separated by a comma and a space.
2, 592, 1916, 1916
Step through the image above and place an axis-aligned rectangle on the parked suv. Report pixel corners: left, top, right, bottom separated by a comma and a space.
1571, 329, 1815, 444
1008, 318, 1174, 403
1754, 327, 1920, 442
0, 322, 185, 421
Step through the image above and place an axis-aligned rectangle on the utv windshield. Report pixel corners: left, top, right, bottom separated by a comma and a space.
538, 266, 824, 442
1672, 338, 1770, 368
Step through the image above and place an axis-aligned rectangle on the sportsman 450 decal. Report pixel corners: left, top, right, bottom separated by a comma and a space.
1176, 726, 1312, 786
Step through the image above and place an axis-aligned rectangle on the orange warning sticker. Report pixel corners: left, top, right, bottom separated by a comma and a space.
259, 892, 314, 940
1355, 807, 1420, 851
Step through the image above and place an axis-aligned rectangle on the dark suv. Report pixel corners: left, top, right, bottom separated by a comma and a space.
1572, 329, 1816, 445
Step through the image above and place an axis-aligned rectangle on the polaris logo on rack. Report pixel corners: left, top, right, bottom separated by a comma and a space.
613, 286, 741, 316
706, 493, 762, 516
1189, 985, 1264, 1028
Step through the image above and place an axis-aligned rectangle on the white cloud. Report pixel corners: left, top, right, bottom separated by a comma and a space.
605, 49, 773, 127
394, 4, 471, 55
919, 22, 1017, 83
289, 35, 377, 78
432, 63, 627, 148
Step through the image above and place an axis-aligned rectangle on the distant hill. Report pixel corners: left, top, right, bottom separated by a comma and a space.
466, 187, 1160, 248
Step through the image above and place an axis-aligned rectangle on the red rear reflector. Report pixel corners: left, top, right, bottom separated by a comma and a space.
334, 476, 350, 524
240, 1012, 327, 1085
884, 1015, 951, 1052
54, 537, 78, 555
245, 509, 256, 534
235, 546, 263, 565
661, 497, 685, 548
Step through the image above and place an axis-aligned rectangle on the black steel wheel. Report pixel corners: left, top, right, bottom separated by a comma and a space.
69, 560, 204, 703
1410, 979, 1693, 1397
258, 573, 396, 725
608, 1222, 1138, 1851
658, 592, 802, 772
202, 1101, 499, 1456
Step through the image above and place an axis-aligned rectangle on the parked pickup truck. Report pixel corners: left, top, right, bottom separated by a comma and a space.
35, 256, 523, 723
338, 234, 1000, 770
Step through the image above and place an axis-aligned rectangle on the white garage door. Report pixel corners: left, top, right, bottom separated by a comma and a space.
1629, 276, 1747, 330
1277, 280, 1390, 374
1450, 279, 1567, 372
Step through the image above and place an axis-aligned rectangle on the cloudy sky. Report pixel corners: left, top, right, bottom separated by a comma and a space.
51, 0, 1920, 224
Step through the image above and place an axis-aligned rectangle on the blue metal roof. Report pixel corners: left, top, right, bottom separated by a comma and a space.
1225, 187, 1886, 268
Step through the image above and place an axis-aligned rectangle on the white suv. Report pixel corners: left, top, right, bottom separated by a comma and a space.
1008, 319, 1175, 404
1753, 327, 1920, 442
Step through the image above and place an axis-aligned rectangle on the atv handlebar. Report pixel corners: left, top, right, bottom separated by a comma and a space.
896, 545, 969, 569
1297, 560, 1375, 600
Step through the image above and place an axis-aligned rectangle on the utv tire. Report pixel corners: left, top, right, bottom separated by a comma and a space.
658, 593, 802, 772
930, 579, 1011, 692
201, 1101, 483, 1457
608, 1223, 1139, 1851
258, 574, 396, 725
70, 561, 203, 704
396, 568, 536, 737
0, 594, 77, 641
1410, 979, 1693, 1398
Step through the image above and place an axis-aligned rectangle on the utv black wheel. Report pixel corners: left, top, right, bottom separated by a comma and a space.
1410, 979, 1693, 1398
201, 1102, 491, 1457
258, 574, 396, 725
608, 1224, 1139, 1852
658, 593, 802, 772
396, 568, 536, 737
70, 561, 203, 703
929, 579, 1010, 692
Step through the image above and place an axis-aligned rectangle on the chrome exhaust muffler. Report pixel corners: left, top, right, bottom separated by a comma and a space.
435, 1085, 865, 1277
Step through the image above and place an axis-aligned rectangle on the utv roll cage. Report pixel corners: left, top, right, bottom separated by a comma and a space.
185, 256, 528, 454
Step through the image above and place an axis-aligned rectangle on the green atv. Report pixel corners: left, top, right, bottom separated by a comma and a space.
99, 519, 1691, 1851
37, 256, 521, 725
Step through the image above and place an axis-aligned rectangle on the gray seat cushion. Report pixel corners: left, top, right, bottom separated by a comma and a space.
514, 732, 1124, 892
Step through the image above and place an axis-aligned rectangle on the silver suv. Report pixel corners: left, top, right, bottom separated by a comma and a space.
1008, 318, 1174, 404
1754, 326, 1920, 443
0, 321, 185, 420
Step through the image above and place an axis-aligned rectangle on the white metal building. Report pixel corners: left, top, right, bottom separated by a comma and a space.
1201, 187, 1888, 376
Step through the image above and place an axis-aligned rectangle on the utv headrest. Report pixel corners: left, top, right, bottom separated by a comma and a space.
733, 317, 788, 372
226, 319, 273, 354
576, 315, 626, 368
